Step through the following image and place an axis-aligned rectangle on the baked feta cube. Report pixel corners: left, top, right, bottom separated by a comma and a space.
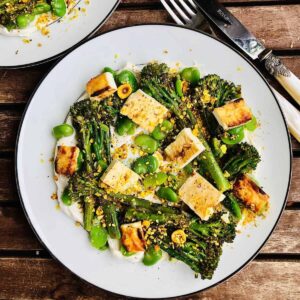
233, 174, 269, 214
164, 128, 205, 168
121, 221, 145, 252
213, 98, 252, 130
179, 172, 225, 220
120, 89, 168, 132
100, 160, 140, 192
86, 72, 117, 101
55, 145, 80, 176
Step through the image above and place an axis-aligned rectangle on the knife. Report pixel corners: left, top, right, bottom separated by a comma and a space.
194, 0, 300, 106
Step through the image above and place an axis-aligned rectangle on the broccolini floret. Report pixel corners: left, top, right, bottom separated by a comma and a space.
222, 142, 261, 179
195, 74, 241, 108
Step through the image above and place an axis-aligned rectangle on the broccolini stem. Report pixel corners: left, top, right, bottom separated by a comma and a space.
84, 196, 94, 232
197, 134, 231, 192
125, 208, 183, 224
103, 203, 121, 239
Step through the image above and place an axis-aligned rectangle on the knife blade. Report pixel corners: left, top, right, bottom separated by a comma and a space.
193, 0, 266, 60
193, 0, 300, 105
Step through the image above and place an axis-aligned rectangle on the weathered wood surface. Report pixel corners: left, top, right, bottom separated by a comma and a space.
0, 207, 298, 253
99, 6, 300, 51
0, 157, 299, 203
0, 258, 299, 299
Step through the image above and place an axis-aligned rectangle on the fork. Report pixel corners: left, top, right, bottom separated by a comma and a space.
161, 0, 300, 142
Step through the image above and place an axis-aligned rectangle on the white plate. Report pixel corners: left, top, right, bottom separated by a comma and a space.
16, 25, 291, 298
0, 0, 119, 68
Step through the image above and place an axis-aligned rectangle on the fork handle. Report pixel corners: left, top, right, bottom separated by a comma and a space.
261, 51, 300, 106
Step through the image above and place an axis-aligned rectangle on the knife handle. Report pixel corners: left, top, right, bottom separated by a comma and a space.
262, 52, 300, 106
271, 88, 300, 143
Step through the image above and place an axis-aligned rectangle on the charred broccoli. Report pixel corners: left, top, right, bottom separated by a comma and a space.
195, 74, 241, 108
222, 142, 261, 179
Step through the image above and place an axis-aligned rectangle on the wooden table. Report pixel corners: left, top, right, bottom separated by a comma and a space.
1, 0, 300, 299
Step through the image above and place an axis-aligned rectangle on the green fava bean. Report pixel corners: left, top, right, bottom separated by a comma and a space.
143, 172, 168, 188
89, 224, 108, 249
151, 120, 173, 141
132, 155, 159, 174
157, 187, 179, 202
244, 115, 257, 132
116, 70, 138, 92
51, 0, 67, 17
116, 116, 136, 136
221, 126, 245, 145
134, 134, 159, 154
61, 189, 72, 206
181, 67, 200, 85
102, 67, 116, 77
143, 245, 163, 266
16, 14, 35, 29
33, 3, 51, 15
52, 124, 74, 139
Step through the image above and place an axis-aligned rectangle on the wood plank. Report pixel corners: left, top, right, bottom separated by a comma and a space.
0, 207, 299, 253
0, 159, 17, 201
0, 258, 299, 299
1, 157, 300, 203
98, 6, 300, 50
0, 111, 21, 152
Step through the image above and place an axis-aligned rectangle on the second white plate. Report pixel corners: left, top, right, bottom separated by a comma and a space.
0, 0, 119, 68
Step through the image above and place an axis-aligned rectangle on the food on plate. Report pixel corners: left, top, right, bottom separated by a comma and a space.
0, 0, 78, 36
52, 62, 269, 280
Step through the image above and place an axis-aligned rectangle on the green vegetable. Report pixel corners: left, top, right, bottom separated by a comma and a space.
156, 187, 178, 202
16, 14, 34, 29
116, 70, 138, 92
175, 77, 183, 97
181, 67, 200, 85
116, 116, 136, 136
143, 172, 168, 188
102, 67, 116, 76
89, 222, 108, 249
184, 163, 193, 175
221, 126, 245, 145
211, 137, 226, 159
120, 245, 135, 257
77, 151, 84, 170
143, 245, 163, 266
132, 155, 159, 175
222, 193, 242, 220
222, 142, 261, 179
244, 115, 257, 132
103, 203, 121, 239
32, 2, 51, 15
52, 124, 74, 139
134, 134, 159, 154
51, 0, 67, 17
61, 188, 72, 206
84, 196, 94, 232
197, 134, 231, 192
195, 74, 241, 108
151, 120, 173, 141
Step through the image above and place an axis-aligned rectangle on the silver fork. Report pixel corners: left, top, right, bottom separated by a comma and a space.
161, 0, 300, 142
161, 0, 214, 34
